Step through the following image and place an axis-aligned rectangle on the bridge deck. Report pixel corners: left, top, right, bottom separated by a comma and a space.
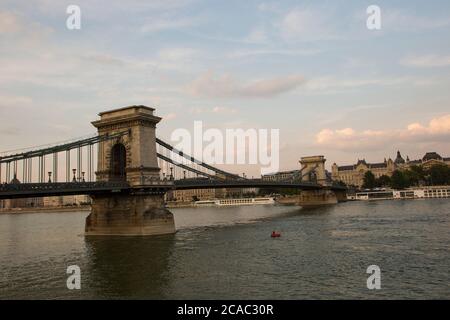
0, 180, 345, 200
0, 182, 132, 199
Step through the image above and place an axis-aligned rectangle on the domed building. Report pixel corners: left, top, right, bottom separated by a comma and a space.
332, 150, 450, 187
9, 173, 21, 185
394, 151, 406, 165
406, 151, 449, 169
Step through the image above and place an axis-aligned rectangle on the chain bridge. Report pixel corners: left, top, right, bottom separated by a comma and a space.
0, 106, 346, 235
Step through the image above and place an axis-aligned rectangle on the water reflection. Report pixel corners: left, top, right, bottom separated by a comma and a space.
84, 235, 175, 299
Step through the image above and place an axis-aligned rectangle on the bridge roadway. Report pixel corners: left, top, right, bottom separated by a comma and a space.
0, 179, 345, 200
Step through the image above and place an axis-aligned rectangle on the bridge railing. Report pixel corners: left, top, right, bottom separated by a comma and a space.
0, 181, 130, 192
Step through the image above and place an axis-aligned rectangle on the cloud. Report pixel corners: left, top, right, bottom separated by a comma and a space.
162, 112, 177, 120
243, 75, 305, 97
383, 10, 450, 31
0, 14, 197, 90
227, 48, 321, 59
186, 70, 305, 98
278, 7, 337, 42
257, 3, 280, 13
0, 94, 33, 107
244, 28, 268, 44
189, 106, 238, 114
0, 11, 22, 34
140, 16, 198, 33
0, 10, 52, 41
302, 75, 436, 94
401, 54, 450, 68
0, 127, 20, 136
158, 47, 197, 61
80, 54, 127, 67
407, 115, 450, 136
316, 114, 450, 151
212, 106, 237, 114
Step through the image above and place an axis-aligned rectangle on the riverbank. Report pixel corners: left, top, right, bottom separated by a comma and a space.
0, 205, 91, 214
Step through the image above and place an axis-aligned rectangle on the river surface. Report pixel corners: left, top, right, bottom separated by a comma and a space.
0, 200, 449, 299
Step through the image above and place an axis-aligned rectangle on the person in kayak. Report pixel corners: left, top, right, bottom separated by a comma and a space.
271, 231, 281, 237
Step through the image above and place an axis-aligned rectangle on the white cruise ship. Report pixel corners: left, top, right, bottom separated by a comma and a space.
194, 197, 275, 207
354, 186, 450, 201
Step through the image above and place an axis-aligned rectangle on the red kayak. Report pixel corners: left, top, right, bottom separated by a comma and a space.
271, 231, 281, 238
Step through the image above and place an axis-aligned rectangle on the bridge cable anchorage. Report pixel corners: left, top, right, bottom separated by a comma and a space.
155, 137, 243, 180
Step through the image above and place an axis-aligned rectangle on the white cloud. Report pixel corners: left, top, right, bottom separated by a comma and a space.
158, 47, 197, 61
383, 10, 450, 31
0, 10, 53, 42
316, 114, 450, 151
189, 106, 238, 114
243, 75, 305, 97
140, 16, 197, 33
401, 54, 450, 68
278, 7, 336, 42
189, 107, 205, 114
80, 54, 127, 67
186, 70, 305, 98
302, 75, 436, 94
212, 106, 237, 114
0, 94, 33, 107
245, 28, 268, 44
227, 48, 320, 59
257, 3, 280, 13
162, 112, 177, 120
0, 17, 197, 90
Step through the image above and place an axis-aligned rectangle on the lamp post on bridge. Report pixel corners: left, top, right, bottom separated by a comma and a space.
48, 172, 52, 183
72, 169, 77, 182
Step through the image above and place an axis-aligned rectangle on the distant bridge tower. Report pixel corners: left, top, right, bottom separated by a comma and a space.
300, 156, 327, 186
86, 105, 175, 236
297, 155, 342, 206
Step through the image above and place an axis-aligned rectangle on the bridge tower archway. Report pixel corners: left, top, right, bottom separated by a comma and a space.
110, 143, 127, 181
308, 171, 317, 183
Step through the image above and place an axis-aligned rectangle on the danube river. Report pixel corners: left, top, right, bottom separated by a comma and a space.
0, 200, 449, 299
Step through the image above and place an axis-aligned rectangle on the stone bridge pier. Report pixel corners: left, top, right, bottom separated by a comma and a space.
297, 189, 338, 206
85, 105, 175, 236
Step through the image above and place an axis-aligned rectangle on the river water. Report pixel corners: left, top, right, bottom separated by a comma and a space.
0, 200, 449, 299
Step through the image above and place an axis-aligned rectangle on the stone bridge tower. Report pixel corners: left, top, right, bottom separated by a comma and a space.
85, 105, 175, 236
300, 155, 327, 186
92, 105, 161, 186
297, 155, 341, 206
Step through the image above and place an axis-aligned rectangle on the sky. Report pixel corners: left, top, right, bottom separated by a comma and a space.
1, 0, 450, 177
